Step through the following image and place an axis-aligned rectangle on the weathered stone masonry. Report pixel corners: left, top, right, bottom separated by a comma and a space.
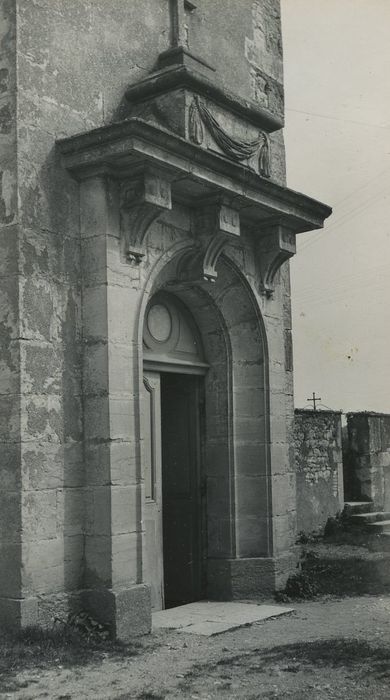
294, 410, 344, 534
0, 0, 331, 637
345, 412, 390, 511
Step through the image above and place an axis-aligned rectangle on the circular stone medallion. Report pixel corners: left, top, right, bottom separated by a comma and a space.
147, 304, 172, 343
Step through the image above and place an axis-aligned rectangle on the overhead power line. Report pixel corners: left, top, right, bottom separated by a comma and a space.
292, 277, 390, 308
286, 107, 390, 130
298, 190, 389, 253
333, 167, 390, 207
292, 262, 389, 300
292, 168, 390, 254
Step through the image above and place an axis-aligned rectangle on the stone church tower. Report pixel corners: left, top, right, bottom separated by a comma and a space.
0, 0, 330, 637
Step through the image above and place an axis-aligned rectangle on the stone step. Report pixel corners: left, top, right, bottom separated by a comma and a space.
368, 520, 390, 534
349, 511, 390, 525
323, 524, 390, 553
343, 501, 375, 515
300, 543, 390, 596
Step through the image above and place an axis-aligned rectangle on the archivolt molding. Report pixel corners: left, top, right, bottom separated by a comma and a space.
120, 168, 172, 263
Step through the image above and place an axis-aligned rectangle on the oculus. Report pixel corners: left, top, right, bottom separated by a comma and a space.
147, 304, 173, 343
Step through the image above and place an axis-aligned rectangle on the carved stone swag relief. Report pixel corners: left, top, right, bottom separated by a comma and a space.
188, 96, 271, 178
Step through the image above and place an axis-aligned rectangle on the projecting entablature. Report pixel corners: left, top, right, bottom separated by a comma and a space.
58, 118, 331, 295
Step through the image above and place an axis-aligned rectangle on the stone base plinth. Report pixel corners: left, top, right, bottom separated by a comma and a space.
0, 585, 151, 640
0, 596, 38, 631
207, 554, 297, 600
82, 584, 151, 639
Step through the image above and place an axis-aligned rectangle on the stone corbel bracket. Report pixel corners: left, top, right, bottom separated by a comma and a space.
256, 220, 296, 297
178, 202, 241, 282
120, 169, 172, 262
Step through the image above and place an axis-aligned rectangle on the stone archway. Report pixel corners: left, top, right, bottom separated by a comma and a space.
139, 251, 270, 601
57, 102, 330, 637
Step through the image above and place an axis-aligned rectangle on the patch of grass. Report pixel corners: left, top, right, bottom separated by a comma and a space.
296, 529, 322, 545
323, 512, 348, 538
275, 567, 320, 602
297, 513, 348, 546
0, 625, 141, 693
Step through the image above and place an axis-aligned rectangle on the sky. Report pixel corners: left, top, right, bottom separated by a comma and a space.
281, 0, 390, 413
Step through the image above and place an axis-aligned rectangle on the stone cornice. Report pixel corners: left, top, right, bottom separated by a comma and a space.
124, 64, 283, 133
57, 117, 331, 233
58, 117, 332, 293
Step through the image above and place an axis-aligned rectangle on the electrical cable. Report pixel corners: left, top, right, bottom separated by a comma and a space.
286, 107, 390, 130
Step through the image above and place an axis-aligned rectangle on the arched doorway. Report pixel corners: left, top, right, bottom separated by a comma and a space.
140, 254, 271, 608
142, 291, 208, 610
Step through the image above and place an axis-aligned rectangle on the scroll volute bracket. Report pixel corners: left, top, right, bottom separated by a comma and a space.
256, 218, 297, 297
120, 168, 172, 263
177, 201, 241, 283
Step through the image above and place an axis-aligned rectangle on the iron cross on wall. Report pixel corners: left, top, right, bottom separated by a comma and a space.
307, 392, 322, 411
170, 0, 197, 49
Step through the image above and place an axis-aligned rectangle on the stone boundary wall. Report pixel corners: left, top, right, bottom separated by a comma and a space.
345, 412, 390, 511
294, 409, 344, 534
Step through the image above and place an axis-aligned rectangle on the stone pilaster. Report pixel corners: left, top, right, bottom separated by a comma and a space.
0, 0, 33, 630
80, 176, 150, 638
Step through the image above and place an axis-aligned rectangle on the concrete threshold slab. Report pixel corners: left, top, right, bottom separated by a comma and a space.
152, 601, 294, 636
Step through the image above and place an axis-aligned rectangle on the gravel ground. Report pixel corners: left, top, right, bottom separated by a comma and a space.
2, 595, 390, 699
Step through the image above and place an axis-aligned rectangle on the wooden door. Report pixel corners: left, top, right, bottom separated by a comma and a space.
142, 371, 164, 611
161, 373, 202, 608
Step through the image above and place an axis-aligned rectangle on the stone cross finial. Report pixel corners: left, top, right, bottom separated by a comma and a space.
170, 0, 196, 49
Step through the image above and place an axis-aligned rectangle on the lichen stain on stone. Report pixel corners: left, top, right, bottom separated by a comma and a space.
0, 0, 16, 54
22, 278, 53, 340
62, 287, 82, 382
0, 103, 12, 133
26, 400, 63, 442
0, 394, 13, 429
0, 170, 16, 224
22, 236, 50, 277
0, 321, 16, 373
245, 0, 283, 97
26, 402, 48, 437
60, 289, 82, 443
19, 177, 45, 230
24, 344, 61, 394
22, 447, 60, 490
246, 1, 267, 64
0, 67, 9, 93
0, 281, 19, 343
